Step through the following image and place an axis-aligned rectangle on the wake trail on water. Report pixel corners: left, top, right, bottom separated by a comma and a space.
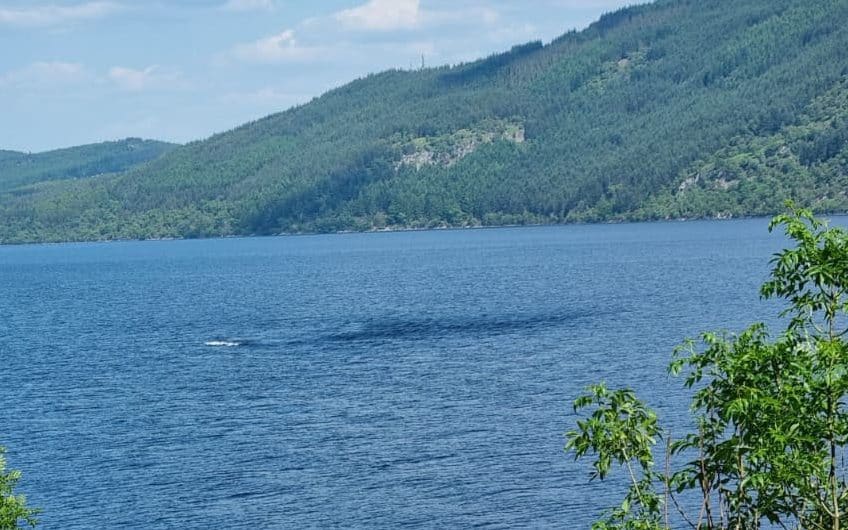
327, 308, 615, 343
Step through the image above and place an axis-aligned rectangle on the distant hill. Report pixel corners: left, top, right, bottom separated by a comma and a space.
1, 0, 847, 243
0, 138, 177, 194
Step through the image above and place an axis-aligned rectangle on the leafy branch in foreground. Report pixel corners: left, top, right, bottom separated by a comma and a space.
567, 203, 848, 529
0, 446, 38, 529
568, 385, 664, 530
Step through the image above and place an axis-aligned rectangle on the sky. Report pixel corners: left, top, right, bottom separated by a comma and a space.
0, 0, 634, 152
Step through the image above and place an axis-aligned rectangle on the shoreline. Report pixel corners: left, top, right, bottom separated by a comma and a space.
0, 212, 824, 248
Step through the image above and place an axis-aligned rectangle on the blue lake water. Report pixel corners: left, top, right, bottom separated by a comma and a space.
0, 219, 803, 528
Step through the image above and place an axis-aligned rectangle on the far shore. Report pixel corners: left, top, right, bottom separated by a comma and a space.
5, 211, 841, 248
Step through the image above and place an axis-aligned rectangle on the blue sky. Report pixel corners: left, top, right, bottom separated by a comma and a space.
1, 0, 633, 152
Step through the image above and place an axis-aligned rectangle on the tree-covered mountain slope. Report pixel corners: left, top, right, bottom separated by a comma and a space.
1, 0, 847, 243
0, 138, 177, 194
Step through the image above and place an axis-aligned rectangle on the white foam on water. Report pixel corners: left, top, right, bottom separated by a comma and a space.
204, 340, 241, 347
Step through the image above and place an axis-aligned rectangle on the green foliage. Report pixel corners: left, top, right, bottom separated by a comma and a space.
2, 0, 848, 243
0, 138, 176, 194
567, 204, 848, 528
640, 79, 848, 221
567, 385, 664, 530
0, 447, 38, 529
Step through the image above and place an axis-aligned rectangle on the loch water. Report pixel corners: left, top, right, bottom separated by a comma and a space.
0, 219, 798, 528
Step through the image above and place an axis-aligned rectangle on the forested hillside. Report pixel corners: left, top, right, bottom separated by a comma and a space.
0, 139, 177, 194
1, 0, 847, 243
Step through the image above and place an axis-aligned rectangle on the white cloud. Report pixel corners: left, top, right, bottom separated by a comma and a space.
0, 2, 122, 27
230, 29, 326, 63
226, 2, 507, 69
423, 6, 499, 27
546, 0, 636, 7
0, 61, 88, 88
484, 22, 538, 43
219, 0, 274, 12
108, 65, 184, 92
335, 0, 421, 31
1, 62, 188, 93
220, 87, 310, 108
